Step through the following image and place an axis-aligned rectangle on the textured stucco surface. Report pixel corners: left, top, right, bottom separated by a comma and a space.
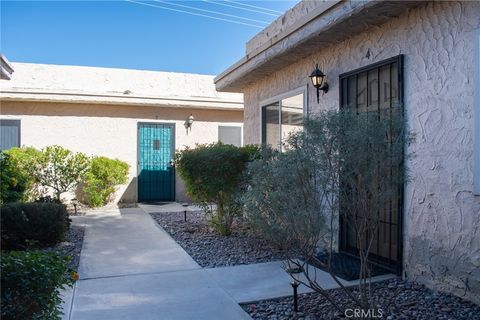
240, 1, 480, 304
245, 0, 334, 54
0, 101, 243, 203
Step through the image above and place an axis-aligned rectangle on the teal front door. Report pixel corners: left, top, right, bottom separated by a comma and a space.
138, 123, 175, 202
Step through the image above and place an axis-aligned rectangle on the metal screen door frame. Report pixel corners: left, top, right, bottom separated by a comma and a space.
338, 55, 405, 274
137, 122, 176, 202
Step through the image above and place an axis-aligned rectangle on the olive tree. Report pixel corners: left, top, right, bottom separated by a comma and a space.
242, 109, 407, 314
36, 145, 90, 201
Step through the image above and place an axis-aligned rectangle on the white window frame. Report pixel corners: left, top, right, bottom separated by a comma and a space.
0, 118, 21, 151
259, 86, 308, 148
218, 125, 243, 147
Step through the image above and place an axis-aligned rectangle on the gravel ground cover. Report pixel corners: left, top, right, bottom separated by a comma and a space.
44, 225, 85, 271
150, 211, 288, 268
241, 278, 480, 320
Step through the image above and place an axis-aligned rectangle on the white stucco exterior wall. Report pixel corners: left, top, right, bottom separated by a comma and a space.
240, 1, 480, 303
0, 101, 243, 203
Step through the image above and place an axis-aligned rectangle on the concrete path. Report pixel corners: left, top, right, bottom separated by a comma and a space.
67, 208, 250, 320
66, 204, 396, 319
78, 208, 199, 279
205, 261, 396, 304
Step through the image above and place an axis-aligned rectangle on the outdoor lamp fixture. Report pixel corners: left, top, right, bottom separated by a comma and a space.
309, 64, 329, 103
182, 203, 189, 222
71, 198, 78, 215
185, 114, 194, 134
286, 267, 303, 312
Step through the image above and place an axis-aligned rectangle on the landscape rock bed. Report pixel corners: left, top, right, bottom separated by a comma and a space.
45, 225, 85, 270
150, 211, 288, 268
241, 278, 480, 320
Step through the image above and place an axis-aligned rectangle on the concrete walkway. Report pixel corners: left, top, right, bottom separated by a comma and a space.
66, 204, 395, 319
67, 208, 250, 320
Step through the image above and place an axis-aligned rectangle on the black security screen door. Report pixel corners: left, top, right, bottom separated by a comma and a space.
339, 55, 404, 273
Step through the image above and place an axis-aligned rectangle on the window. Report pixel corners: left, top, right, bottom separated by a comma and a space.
340, 55, 403, 113
0, 119, 20, 151
261, 90, 305, 150
218, 126, 242, 147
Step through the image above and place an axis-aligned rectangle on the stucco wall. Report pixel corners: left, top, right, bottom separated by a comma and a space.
242, 1, 480, 303
0, 101, 243, 203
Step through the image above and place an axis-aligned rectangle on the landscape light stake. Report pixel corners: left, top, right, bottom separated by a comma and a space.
72, 198, 78, 215
182, 203, 189, 222
286, 266, 302, 312
291, 280, 299, 312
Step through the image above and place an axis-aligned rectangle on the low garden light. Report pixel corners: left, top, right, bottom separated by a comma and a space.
309, 64, 329, 103
71, 198, 78, 215
182, 203, 189, 222
286, 266, 303, 312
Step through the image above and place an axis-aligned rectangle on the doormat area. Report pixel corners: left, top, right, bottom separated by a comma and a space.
307, 252, 392, 281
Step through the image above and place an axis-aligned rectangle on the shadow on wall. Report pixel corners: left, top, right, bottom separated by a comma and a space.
76, 175, 193, 206
1, 102, 243, 123
74, 178, 138, 207
175, 173, 192, 203
119, 178, 138, 205
408, 236, 480, 305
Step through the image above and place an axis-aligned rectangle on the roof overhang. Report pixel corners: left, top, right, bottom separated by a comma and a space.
215, 0, 424, 92
0, 54, 14, 80
0, 89, 244, 111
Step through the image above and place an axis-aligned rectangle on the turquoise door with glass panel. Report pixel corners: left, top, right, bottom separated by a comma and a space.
138, 123, 175, 202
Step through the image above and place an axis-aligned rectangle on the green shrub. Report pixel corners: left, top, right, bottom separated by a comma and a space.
82, 156, 129, 207
175, 143, 258, 235
0, 147, 41, 203
1, 250, 75, 320
1, 202, 70, 250
37, 145, 89, 201
242, 110, 407, 312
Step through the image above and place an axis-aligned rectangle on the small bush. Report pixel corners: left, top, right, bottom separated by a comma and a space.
1, 250, 75, 320
82, 156, 129, 207
175, 143, 259, 235
36, 145, 89, 201
0, 147, 41, 203
1, 202, 70, 250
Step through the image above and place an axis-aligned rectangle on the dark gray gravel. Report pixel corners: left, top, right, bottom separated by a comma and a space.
150, 211, 288, 268
241, 278, 480, 320
48, 225, 85, 271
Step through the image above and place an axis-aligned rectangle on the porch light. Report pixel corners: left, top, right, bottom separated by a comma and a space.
185, 114, 194, 134
309, 64, 329, 103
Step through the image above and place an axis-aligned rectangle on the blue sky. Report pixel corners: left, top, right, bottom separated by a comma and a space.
1, 1, 296, 75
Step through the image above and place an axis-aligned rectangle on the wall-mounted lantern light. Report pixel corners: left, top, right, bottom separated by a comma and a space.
185, 114, 194, 134
309, 64, 329, 103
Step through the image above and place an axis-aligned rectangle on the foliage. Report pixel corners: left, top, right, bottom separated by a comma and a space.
0, 147, 42, 203
242, 109, 407, 313
82, 156, 129, 207
242, 146, 326, 250
36, 145, 89, 201
175, 143, 258, 235
1, 250, 75, 320
1, 202, 70, 250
